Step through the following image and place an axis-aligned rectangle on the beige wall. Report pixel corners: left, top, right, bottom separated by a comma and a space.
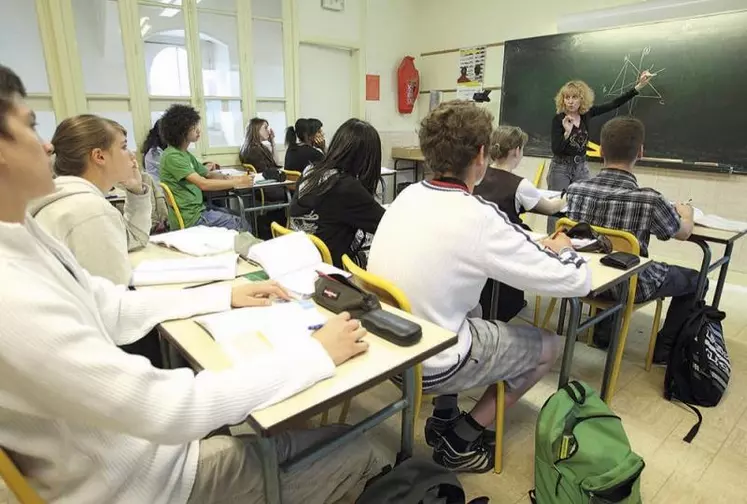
409, 0, 747, 282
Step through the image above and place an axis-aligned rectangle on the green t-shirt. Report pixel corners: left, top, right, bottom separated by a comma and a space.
159, 146, 209, 228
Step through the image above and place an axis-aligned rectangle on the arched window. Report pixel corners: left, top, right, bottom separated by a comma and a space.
149, 46, 189, 96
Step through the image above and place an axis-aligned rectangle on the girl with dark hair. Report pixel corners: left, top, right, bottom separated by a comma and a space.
284, 118, 325, 172
290, 118, 385, 267
141, 120, 167, 183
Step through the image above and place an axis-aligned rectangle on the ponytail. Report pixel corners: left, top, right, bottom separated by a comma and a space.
285, 126, 297, 148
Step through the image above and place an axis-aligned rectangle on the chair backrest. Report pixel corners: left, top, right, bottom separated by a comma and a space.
0, 448, 44, 504
159, 182, 185, 230
283, 169, 302, 191
555, 217, 640, 255
242, 163, 257, 174
341, 254, 412, 313
270, 222, 333, 265
533, 160, 546, 188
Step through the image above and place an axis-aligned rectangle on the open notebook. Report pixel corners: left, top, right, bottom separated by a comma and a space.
150, 226, 237, 256
131, 253, 238, 286
195, 302, 326, 363
247, 232, 350, 296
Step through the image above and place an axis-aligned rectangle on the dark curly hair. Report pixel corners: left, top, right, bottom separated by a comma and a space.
159, 104, 200, 148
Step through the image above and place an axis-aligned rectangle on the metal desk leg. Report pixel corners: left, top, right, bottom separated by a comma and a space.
488, 280, 500, 320
712, 241, 733, 309
556, 298, 568, 335
258, 437, 282, 504
601, 283, 628, 402
558, 297, 581, 388
691, 238, 712, 301
400, 366, 416, 459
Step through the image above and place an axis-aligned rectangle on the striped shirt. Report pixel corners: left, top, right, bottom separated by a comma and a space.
565, 168, 681, 302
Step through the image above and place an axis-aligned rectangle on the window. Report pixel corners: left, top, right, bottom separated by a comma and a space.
252, 20, 285, 99
0, 0, 50, 93
140, 5, 191, 97
252, 0, 281, 19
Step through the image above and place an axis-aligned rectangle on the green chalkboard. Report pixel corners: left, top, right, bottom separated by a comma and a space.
500, 11, 747, 172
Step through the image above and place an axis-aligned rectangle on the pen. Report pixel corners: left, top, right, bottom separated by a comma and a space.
308, 323, 324, 331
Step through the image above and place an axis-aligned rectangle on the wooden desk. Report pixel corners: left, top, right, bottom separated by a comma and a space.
391, 147, 425, 189
159, 278, 456, 504
556, 253, 652, 401
129, 243, 259, 291
688, 225, 747, 309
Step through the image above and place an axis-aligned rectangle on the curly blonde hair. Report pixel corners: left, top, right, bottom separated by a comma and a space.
554, 80, 595, 114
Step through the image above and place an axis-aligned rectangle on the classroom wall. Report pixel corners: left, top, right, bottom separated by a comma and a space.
412, 0, 747, 281
292, 0, 421, 169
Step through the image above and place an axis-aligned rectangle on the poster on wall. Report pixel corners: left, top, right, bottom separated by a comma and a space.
456, 46, 486, 101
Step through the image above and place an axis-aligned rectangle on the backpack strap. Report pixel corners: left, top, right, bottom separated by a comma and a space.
561, 381, 586, 405
679, 401, 703, 443
528, 490, 537, 504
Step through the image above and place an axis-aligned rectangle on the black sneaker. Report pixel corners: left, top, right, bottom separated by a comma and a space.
424, 412, 496, 448
432, 434, 495, 473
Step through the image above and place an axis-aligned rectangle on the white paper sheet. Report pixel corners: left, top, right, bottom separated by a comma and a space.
150, 226, 237, 256
131, 253, 238, 286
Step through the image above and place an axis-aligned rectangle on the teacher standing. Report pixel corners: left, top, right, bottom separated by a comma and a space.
548, 71, 654, 190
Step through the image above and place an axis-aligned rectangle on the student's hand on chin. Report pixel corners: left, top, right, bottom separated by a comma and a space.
230, 281, 291, 307
311, 312, 369, 366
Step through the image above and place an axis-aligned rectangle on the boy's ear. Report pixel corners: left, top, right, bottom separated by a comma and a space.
638, 144, 644, 159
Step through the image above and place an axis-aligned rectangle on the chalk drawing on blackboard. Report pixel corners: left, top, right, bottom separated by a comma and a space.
603, 46, 666, 114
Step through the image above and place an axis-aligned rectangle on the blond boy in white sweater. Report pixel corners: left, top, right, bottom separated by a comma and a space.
0, 65, 378, 504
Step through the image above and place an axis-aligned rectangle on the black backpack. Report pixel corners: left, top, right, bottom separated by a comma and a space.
356, 458, 489, 504
664, 301, 731, 442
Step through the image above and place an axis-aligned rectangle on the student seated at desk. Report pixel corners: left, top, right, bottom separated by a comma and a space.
473, 125, 567, 321
368, 101, 591, 472
141, 120, 165, 183
284, 118, 325, 173
30, 114, 151, 285
290, 118, 385, 268
159, 104, 253, 231
239, 117, 287, 239
565, 116, 698, 361
0, 63, 380, 504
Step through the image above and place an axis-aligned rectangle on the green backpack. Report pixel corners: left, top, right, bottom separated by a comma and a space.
530, 381, 645, 504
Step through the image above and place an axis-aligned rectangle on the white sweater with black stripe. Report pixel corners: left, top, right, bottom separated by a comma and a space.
368, 180, 591, 379
0, 216, 335, 504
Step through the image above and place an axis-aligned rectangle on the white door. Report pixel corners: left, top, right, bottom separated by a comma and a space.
298, 43, 354, 140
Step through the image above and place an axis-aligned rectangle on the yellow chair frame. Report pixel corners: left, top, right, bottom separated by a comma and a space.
242, 163, 265, 207
537, 218, 663, 401
159, 182, 185, 230
270, 222, 333, 265
341, 255, 507, 474
0, 448, 45, 504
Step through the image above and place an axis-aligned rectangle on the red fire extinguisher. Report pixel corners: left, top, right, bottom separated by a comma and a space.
397, 56, 419, 114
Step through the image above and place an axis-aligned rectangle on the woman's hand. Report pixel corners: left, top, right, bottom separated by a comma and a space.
562, 115, 575, 134
122, 155, 145, 194
635, 70, 654, 91
230, 280, 291, 307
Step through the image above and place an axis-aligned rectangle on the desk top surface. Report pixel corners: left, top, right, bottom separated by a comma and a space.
580, 252, 652, 296
690, 225, 747, 244
158, 281, 457, 435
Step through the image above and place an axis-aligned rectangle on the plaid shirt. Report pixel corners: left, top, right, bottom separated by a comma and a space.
565, 169, 681, 302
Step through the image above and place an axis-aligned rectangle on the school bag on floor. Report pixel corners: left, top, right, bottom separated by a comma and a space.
356, 457, 489, 504
530, 381, 644, 504
664, 301, 731, 443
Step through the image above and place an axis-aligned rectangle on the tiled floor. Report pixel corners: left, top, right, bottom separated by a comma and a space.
3, 288, 747, 503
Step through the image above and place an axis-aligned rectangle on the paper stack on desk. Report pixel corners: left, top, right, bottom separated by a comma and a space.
692, 208, 747, 232
131, 253, 238, 286
195, 302, 326, 362
150, 226, 237, 256
247, 232, 350, 296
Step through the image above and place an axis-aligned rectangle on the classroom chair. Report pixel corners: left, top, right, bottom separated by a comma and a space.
341, 254, 507, 474
159, 182, 185, 230
242, 163, 265, 207
270, 222, 333, 265
0, 447, 45, 504
283, 169, 302, 190
532, 160, 546, 188
538, 218, 663, 401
